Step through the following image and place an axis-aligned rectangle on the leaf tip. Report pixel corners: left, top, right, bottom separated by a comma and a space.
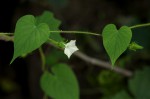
10, 57, 15, 65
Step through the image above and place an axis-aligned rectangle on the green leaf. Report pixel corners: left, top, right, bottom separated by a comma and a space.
40, 63, 79, 99
11, 15, 50, 63
102, 24, 132, 65
129, 67, 150, 99
36, 11, 63, 41
111, 90, 132, 99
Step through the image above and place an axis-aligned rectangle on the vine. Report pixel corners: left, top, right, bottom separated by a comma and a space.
0, 11, 149, 99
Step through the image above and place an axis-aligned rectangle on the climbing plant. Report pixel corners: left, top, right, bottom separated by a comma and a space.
1, 11, 149, 99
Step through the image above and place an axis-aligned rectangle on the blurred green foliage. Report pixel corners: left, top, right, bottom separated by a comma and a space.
0, 78, 18, 93
101, 66, 150, 99
46, 49, 68, 66
129, 67, 150, 99
111, 90, 132, 99
97, 70, 124, 96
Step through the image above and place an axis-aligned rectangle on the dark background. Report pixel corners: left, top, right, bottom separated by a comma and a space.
0, 0, 150, 99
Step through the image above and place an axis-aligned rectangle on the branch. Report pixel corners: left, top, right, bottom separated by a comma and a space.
74, 51, 133, 77
0, 33, 133, 77
48, 41, 132, 77
0, 34, 14, 41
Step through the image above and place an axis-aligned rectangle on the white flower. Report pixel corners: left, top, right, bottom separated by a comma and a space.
64, 40, 79, 58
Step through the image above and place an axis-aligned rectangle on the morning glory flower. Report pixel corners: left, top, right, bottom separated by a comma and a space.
64, 40, 79, 58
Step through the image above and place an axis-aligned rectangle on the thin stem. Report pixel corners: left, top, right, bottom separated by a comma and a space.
0, 34, 14, 41
39, 47, 46, 71
0, 33, 13, 35
130, 23, 150, 29
50, 31, 101, 36
48, 38, 64, 50
48, 38, 59, 46
0, 23, 150, 35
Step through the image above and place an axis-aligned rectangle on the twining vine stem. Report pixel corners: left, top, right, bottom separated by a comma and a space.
0, 33, 13, 35
39, 47, 46, 71
50, 31, 101, 36
48, 38, 59, 45
0, 23, 150, 36
130, 23, 150, 29
0, 23, 149, 77
39, 48, 48, 99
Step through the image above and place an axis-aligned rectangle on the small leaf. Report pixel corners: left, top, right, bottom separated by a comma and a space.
129, 67, 150, 99
128, 42, 143, 51
40, 63, 79, 99
102, 24, 132, 65
36, 11, 63, 41
11, 15, 50, 63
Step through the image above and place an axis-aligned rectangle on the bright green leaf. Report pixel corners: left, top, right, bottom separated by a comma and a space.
36, 11, 63, 41
40, 63, 79, 99
102, 24, 132, 65
129, 67, 150, 99
11, 15, 50, 63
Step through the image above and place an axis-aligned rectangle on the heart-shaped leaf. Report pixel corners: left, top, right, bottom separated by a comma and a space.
40, 63, 79, 99
36, 11, 63, 42
102, 24, 132, 65
11, 15, 50, 63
